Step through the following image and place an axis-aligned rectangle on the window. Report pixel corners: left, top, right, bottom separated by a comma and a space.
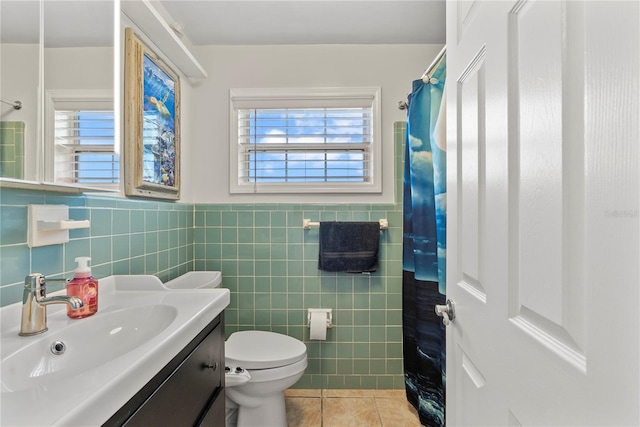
45, 91, 118, 189
54, 109, 118, 185
230, 87, 381, 194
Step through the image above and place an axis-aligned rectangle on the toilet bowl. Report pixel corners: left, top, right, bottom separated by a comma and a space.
164, 272, 308, 427
225, 330, 307, 427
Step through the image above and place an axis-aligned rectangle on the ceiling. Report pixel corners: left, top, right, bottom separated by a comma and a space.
159, 0, 446, 45
1, 1, 113, 47
0, 1, 445, 47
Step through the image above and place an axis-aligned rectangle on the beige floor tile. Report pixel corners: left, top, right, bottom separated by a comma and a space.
375, 398, 421, 427
283, 389, 419, 427
322, 389, 376, 398
285, 389, 322, 398
323, 397, 382, 427
285, 397, 322, 427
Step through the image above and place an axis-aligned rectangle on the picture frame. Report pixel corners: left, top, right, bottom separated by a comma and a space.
124, 28, 180, 200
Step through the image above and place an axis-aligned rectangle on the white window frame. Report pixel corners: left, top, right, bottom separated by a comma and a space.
44, 90, 118, 189
229, 87, 382, 194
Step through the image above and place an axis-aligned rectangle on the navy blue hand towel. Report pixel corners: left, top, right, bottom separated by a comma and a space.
318, 221, 380, 273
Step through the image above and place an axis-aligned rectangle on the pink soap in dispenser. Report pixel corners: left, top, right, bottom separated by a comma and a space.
67, 257, 98, 318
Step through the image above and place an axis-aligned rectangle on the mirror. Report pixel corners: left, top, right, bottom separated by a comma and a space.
0, 0, 116, 190
0, 1, 40, 181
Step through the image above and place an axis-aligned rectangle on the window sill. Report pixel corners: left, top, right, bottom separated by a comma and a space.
0, 178, 120, 195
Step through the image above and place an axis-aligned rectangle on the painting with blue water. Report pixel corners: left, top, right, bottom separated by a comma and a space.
124, 27, 180, 200
142, 54, 177, 188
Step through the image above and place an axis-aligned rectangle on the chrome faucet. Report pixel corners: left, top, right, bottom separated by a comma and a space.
19, 273, 83, 336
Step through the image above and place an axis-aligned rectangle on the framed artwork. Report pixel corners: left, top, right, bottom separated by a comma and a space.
124, 28, 180, 200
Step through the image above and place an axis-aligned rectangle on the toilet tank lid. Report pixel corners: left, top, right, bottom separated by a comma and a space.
226, 331, 307, 369
163, 271, 222, 289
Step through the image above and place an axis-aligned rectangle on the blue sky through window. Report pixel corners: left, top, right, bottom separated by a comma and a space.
77, 111, 118, 184
243, 107, 370, 183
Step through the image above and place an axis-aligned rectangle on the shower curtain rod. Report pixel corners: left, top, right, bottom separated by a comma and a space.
398, 46, 447, 110
0, 99, 22, 110
421, 46, 446, 82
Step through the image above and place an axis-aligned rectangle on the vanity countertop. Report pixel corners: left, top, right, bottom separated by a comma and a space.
0, 275, 230, 426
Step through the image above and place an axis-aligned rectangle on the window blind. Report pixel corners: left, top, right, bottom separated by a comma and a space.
54, 110, 119, 185
237, 107, 373, 184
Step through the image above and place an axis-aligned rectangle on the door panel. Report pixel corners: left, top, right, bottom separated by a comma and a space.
512, 0, 566, 326
507, 0, 587, 370
459, 47, 486, 298
446, 1, 639, 425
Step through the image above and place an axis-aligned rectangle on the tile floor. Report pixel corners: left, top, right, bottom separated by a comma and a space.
284, 389, 421, 427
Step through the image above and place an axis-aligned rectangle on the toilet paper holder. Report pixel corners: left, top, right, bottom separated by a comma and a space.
307, 308, 333, 328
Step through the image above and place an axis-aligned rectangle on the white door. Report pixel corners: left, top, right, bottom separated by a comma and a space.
445, 1, 639, 425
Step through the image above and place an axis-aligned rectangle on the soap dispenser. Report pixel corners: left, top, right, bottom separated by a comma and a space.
67, 257, 98, 318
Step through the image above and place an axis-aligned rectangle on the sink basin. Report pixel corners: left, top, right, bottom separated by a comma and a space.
0, 274, 230, 426
2, 304, 177, 392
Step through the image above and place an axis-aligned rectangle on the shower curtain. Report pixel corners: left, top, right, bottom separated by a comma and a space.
402, 54, 447, 427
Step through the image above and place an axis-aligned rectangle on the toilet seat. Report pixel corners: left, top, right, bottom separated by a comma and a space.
226, 331, 307, 369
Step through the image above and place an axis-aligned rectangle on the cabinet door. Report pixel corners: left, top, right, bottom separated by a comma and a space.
123, 322, 224, 427
198, 389, 225, 427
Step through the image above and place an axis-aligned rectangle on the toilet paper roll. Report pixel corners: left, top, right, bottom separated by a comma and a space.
309, 311, 327, 340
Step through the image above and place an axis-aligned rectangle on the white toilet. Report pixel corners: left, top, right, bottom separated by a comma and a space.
225, 330, 307, 427
163, 272, 308, 427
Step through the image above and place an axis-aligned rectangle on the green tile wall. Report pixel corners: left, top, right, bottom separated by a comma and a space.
0, 121, 408, 389
0, 121, 25, 179
0, 190, 194, 305
194, 202, 404, 389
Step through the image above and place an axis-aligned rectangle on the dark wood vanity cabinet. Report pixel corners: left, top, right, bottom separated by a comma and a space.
104, 314, 225, 427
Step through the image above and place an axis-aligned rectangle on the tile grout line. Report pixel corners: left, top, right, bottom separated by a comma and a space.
320, 392, 324, 427
373, 395, 384, 427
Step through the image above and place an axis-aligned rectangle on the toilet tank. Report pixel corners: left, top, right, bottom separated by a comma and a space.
164, 271, 222, 289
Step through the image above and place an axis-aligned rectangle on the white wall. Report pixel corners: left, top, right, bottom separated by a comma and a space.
3, 23, 440, 204
184, 44, 443, 204
44, 47, 113, 91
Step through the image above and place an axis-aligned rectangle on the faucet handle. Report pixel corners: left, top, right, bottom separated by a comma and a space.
41, 275, 69, 284
24, 274, 68, 295
25, 273, 43, 281
38, 275, 69, 297
24, 273, 44, 292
